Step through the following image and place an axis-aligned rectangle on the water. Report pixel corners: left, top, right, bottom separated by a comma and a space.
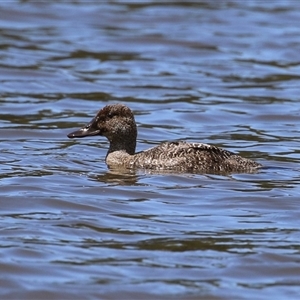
1, 1, 300, 299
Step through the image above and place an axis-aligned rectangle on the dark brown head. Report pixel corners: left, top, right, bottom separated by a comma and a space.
67, 104, 137, 154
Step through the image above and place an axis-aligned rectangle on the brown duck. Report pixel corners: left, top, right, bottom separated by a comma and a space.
67, 104, 261, 173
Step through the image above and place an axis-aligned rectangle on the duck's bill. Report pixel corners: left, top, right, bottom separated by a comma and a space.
67, 121, 100, 138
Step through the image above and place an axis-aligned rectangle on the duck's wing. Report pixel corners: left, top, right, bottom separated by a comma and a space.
167, 141, 233, 158
175, 141, 261, 171
133, 141, 260, 172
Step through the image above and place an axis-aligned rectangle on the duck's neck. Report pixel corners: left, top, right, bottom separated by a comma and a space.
107, 136, 136, 156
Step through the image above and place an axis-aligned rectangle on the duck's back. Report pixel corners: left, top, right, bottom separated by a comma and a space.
129, 141, 261, 172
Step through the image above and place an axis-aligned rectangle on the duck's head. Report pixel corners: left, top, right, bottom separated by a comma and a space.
67, 104, 137, 154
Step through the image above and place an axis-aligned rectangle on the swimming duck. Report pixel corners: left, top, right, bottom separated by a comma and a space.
67, 103, 261, 173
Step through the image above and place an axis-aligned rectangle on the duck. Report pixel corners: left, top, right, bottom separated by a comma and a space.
67, 103, 261, 173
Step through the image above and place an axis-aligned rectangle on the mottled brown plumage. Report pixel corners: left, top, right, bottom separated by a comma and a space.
68, 103, 261, 173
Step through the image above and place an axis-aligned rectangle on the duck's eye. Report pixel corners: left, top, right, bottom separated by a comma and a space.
108, 112, 114, 119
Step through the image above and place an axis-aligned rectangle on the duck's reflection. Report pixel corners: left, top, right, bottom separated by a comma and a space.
93, 168, 139, 185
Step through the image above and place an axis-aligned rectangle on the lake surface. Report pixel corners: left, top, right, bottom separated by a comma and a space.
1, 1, 300, 299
